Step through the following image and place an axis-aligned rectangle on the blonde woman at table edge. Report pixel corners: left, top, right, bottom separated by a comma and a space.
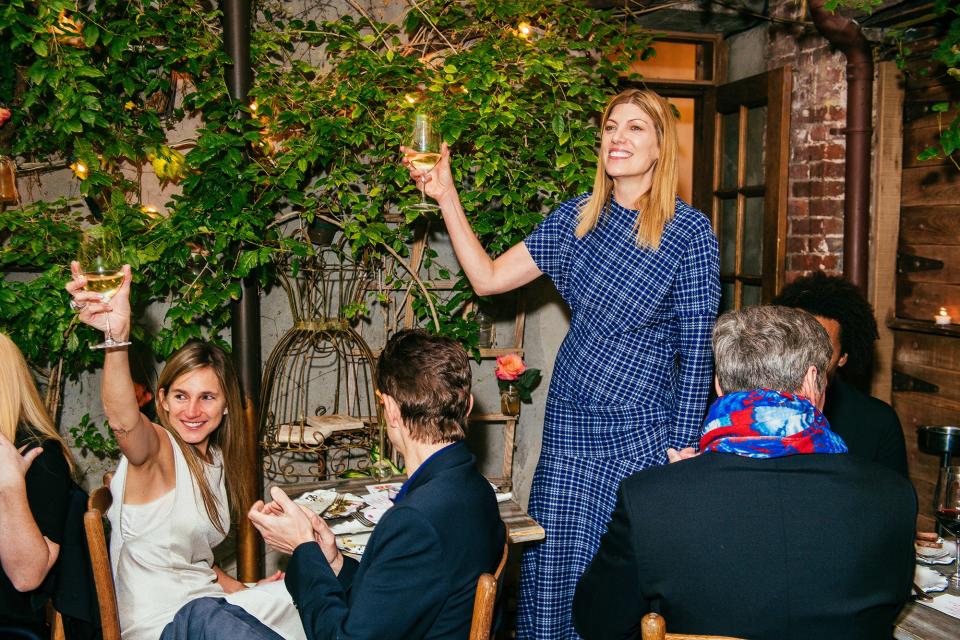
0, 332, 77, 637
66, 265, 306, 640
403, 88, 720, 639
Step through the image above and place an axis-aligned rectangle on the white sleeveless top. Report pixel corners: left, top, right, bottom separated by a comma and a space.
109, 430, 306, 640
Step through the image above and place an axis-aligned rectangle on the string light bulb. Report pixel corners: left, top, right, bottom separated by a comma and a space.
404, 94, 417, 105
517, 22, 532, 38
70, 161, 88, 180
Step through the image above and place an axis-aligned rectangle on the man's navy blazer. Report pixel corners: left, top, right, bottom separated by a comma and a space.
573, 452, 917, 640
285, 442, 506, 640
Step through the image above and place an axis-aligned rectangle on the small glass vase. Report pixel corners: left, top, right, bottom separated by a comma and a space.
500, 384, 520, 416
476, 309, 495, 349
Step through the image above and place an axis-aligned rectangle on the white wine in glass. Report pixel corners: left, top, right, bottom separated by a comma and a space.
405, 112, 441, 212
78, 227, 131, 350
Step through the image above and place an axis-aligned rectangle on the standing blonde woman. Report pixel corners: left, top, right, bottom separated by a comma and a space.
66, 266, 306, 640
0, 332, 75, 638
404, 89, 720, 639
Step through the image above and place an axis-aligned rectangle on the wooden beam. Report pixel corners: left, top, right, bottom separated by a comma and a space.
870, 61, 905, 403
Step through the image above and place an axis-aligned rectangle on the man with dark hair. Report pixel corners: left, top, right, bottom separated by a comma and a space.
246, 329, 506, 639
573, 306, 916, 640
773, 271, 908, 476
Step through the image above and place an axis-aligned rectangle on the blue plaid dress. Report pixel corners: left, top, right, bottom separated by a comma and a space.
517, 194, 720, 639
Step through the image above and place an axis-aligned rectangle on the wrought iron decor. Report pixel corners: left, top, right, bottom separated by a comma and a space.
259, 234, 382, 482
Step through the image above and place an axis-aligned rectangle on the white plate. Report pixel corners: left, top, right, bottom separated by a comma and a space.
915, 564, 950, 593
337, 532, 372, 555
295, 489, 338, 515
917, 539, 957, 565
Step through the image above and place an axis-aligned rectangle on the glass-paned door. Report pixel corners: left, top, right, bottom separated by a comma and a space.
712, 67, 792, 311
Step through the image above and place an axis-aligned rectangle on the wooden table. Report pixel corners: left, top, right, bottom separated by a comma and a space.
894, 564, 959, 640
277, 476, 545, 545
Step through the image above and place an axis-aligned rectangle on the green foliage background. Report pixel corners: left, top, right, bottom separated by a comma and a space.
0, 0, 654, 389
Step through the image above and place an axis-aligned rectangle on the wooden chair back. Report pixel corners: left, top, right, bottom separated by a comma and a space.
84, 476, 121, 640
468, 543, 509, 640
640, 613, 745, 640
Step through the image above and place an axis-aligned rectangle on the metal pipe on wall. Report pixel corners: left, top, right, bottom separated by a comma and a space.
809, 0, 874, 296
222, 0, 262, 582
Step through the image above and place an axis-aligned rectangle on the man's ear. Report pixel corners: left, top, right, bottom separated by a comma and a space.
381, 393, 403, 430
838, 352, 849, 369
800, 365, 825, 410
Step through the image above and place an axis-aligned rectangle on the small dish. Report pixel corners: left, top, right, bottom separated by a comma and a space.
917, 539, 957, 565
914, 565, 949, 593
322, 494, 366, 520
295, 489, 338, 516
337, 532, 372, 556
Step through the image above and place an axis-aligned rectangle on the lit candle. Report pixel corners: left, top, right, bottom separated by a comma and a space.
935, 307, 952, 325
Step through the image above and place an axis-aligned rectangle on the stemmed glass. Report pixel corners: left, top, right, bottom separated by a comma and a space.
934, 465, 960, 587
77, 227, 131, 350
405, 112, 441, 212
368, 415, 395, 481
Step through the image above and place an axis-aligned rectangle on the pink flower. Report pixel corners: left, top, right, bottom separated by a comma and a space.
0, 107, 10, 128
495, 354, 526, 381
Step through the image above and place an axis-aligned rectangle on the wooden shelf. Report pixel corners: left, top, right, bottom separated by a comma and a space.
353, 347, 523, 359
888, 317, 960, 338
470, 413, 519, 422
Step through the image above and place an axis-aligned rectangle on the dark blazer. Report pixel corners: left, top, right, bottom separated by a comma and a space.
825, 376, 909, 477
285, 442, 506, 640
573, 452, 917, 640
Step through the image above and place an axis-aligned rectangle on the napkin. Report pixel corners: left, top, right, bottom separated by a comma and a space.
914, 564, 949, 593
919, 593, 960, 619
274, 414, 365, 444
330, 518, 374, 535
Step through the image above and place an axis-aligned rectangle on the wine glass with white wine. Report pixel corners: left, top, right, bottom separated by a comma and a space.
77, 227, 131, 350
405, 112, 441, 212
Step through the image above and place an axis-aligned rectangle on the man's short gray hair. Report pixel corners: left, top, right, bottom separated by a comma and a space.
713, 305, 832, 395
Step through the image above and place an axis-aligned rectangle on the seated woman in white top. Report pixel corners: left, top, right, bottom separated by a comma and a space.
67, 265, 306, 640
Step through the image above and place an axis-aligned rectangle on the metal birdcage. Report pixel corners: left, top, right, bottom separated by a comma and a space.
259, 235, 383, 482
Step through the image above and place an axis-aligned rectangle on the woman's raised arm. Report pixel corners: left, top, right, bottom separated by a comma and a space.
66, 264, 159, 466
403, 143, 543, 296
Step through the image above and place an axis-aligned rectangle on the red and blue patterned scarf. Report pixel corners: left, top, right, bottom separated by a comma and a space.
699, 388, 848, 458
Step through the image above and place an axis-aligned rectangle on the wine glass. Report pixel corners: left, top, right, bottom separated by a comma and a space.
934, 465, 960, 587
77, 227, 131, 350
405, 112, 441, 212
368, 415, 395, 481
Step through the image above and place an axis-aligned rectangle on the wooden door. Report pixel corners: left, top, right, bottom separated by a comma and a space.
890, 27, 960, 529
712, 67, 792, 311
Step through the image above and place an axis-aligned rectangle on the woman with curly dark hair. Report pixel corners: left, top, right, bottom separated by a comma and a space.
773, 272, 907, 476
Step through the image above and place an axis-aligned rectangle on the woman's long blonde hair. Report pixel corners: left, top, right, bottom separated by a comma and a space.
0, 332, 75, 473
576, 88, 680, 249
155, 342, 251, 535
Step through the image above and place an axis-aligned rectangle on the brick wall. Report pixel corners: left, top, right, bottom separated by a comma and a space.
767, 2, 849, 282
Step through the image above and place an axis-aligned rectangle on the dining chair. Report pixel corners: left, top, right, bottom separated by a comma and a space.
467, 542, 509, 640
640, 613, 745, 640
84, 474, 121, 640
48, 605, 65, 640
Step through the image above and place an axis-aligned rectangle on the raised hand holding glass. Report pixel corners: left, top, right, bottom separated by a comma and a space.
77, 227, 131, 349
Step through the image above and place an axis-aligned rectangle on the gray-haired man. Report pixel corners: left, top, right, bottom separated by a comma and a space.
574, 305, 916, 640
